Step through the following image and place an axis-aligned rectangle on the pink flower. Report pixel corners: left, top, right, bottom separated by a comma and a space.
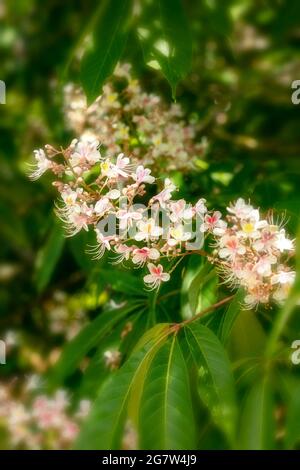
200, 211, 226, 234
115, 153, 130, 174
66, 203, 93, 235
117, 208, 143, 230
253, 228, 277, 252
169, 199, 193, 222
227, 198, 254, 219
143, 263, 170, 289
132, 247, 160, 267
218, 235, 246, 259
71, 139, 101, 166
113, 244, 134, 263
132, 165, 155, 184
61, 421, 79, 441
152, 178, 176, 208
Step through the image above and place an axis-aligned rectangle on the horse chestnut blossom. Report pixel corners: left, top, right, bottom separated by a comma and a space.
0, 380, 90, 450
211, 199, 295, 309
63, 64, 207, 172
29, 138, 295, 308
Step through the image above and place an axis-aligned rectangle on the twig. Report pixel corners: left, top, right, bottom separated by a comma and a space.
180, 294, 234, 327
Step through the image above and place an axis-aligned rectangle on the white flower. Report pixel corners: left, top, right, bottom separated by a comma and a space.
239, 210, 268, 239
169, 199, 193, 223
132, 247, 160, 267
271, 270, 295, 285
117, 208, 143, 230
106, 189, 121, 200
244, 290, 269, 309
143, 263, 170, 289
101, 153, 130, 179
167, 224, 191, 246
61, 189, 80, 207
115, 153, 130, 176
194, 198, 207, 215
94, 197, 111, 216
71, 139, 101, 166
135, 218, 163, 241
29, 149, 51, 180
275, 229, 294, 252
227, 198, 254, 219
87, 229, 115, 259
253, 254, 277, 277
132, 165, 155, 184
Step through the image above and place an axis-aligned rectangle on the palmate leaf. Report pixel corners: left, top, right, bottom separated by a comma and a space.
138, 334, 196, 450
184, 322, 237, 444
80, 0, 132, 104
138, 0, 192, 99
239, 377, 275, 450
75, 324, 170, 450
48, 302, 142, 386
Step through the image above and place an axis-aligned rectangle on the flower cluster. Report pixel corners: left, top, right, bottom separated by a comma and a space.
211, 199, 295, 309
63, 64, 206, 172
0, 378, 90, 449
29, 138, 207, 289
29, 138, 295, 308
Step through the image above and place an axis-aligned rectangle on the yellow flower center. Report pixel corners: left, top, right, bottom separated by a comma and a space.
242, 222, 254, 234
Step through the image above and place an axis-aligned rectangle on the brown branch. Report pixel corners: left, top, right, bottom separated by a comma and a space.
180, 294, 234, 327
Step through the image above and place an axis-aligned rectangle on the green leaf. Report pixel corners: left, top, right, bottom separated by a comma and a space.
138, 0, 192, 98
184, 322, 237, 443
49, 302, 141, 385
239, 378, 275, 450
80, 0, 132, 104
68, 230, 99, 272
230, 309, 266, 359
285, 379, 300, 449
93, 267, 146, 297
189, 266, 217, 316
139, 335, 196, 450
219, 288, 244, 344
75, 324, 169, 449
78, 322, 126, 399
34, 220, 65, 293
181, 258, 217, 320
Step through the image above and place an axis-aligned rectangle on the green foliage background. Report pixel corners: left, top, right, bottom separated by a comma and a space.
1, 0, 300, 450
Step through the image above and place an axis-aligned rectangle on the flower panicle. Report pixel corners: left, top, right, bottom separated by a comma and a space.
29, 137, 295, 308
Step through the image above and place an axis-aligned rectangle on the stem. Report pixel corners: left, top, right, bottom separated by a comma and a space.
158, 289, 181, 303
265, 292, 298, 359
181, 294, 234, 327
148, 288, 160, 326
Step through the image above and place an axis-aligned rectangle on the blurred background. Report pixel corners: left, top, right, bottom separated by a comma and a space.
1, 0, 300, 449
